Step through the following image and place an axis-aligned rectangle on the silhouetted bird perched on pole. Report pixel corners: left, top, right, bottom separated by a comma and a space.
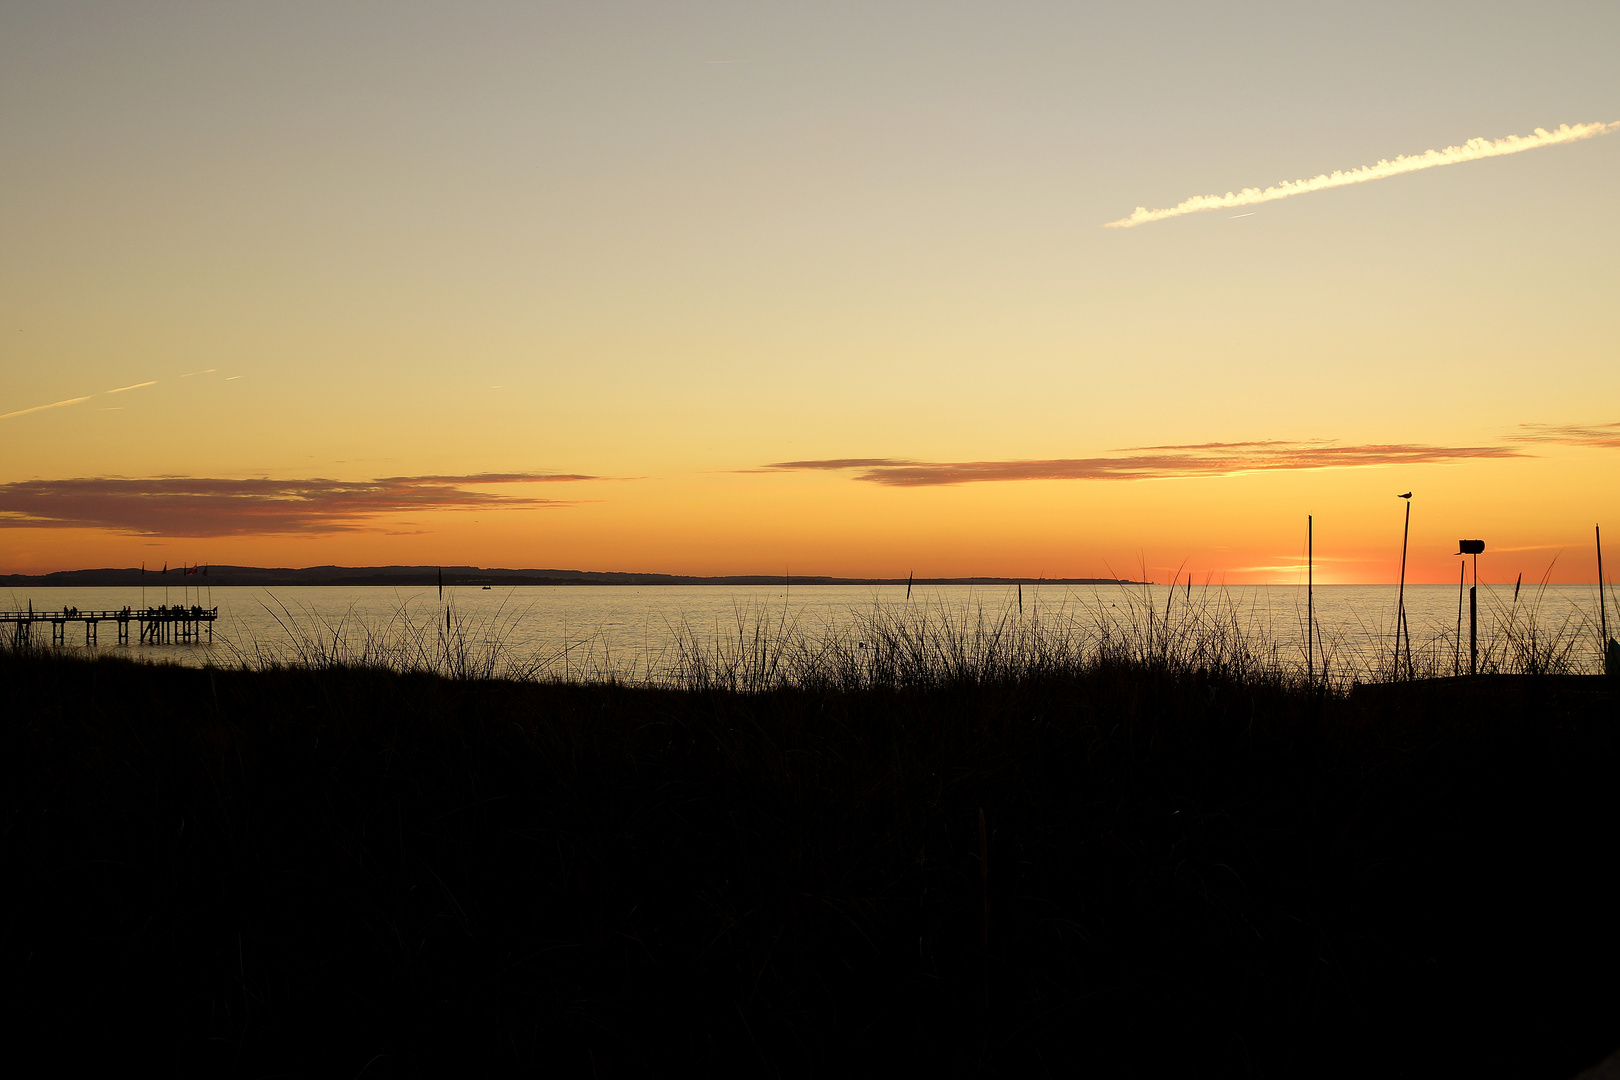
1398, 492, 1412, 499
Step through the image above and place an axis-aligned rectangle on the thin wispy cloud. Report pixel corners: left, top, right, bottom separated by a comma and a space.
0, 396, 92, 421
5, 372, 233, 422
1510, 422, 1620, 449
0, 473, 597, 537
374, 472, 596, 484
1235, 558, 1365, 574
1123, 440, 1313, 451
1105, 121, 1619, 229
766, 441, 1523, 487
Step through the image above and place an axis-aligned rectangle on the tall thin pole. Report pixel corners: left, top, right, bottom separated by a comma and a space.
1455, 560, 1465, 677
1395, 500, 1410, 680
1599, 525, 1608, 642
1470, 552, 1479, 676
1307, 515, 1313, 680
1404, 604, 1414, 681
438, 566, 447, 635
1599, 525, 1609, 672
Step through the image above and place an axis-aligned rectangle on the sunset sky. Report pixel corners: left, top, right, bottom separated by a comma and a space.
2, 1, 1616, 583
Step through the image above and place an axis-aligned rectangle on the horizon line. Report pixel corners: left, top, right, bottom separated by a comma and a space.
1, 563, 1607, 588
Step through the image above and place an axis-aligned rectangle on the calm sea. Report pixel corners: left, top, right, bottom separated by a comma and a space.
4, 582, 1612, 679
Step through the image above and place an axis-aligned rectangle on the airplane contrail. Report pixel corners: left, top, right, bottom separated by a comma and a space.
0, 396, 92, 421
1105, 121, 1619, 229
106, 380, 157, 394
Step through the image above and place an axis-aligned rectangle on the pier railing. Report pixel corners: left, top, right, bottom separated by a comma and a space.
1, 606, 218, 646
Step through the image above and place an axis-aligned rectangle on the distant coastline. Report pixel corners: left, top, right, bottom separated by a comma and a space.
1, 565, 1143, 588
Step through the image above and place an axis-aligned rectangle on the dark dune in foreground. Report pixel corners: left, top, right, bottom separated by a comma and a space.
3, 652, 1617, 1076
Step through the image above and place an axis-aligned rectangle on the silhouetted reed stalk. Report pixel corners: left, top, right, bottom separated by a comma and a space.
16, 580, 1608, 686
1354, 578, 1597, 680
216, 593, 577, 682
668, 584, 1304, 694
660, 580, 1603, 688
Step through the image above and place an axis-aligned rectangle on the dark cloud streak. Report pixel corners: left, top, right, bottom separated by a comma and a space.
0, 473, 593, 537
767, 442, 1524, 487
1510, 422, 1620, 449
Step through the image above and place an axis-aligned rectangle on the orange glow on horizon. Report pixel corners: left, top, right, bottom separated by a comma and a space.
2, 449, 1612, 585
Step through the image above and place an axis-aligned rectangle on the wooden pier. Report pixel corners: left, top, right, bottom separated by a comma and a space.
1, 605, 217, 646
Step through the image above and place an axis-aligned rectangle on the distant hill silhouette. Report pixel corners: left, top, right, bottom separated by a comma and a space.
1, 565, 1141, 588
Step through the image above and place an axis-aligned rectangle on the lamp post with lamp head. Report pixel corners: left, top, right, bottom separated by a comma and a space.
1457, 540, 1485, 675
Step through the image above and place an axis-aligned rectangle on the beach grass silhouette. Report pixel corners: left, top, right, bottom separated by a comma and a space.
3, 583, 1617, 1073
193, 576, 1612, 690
